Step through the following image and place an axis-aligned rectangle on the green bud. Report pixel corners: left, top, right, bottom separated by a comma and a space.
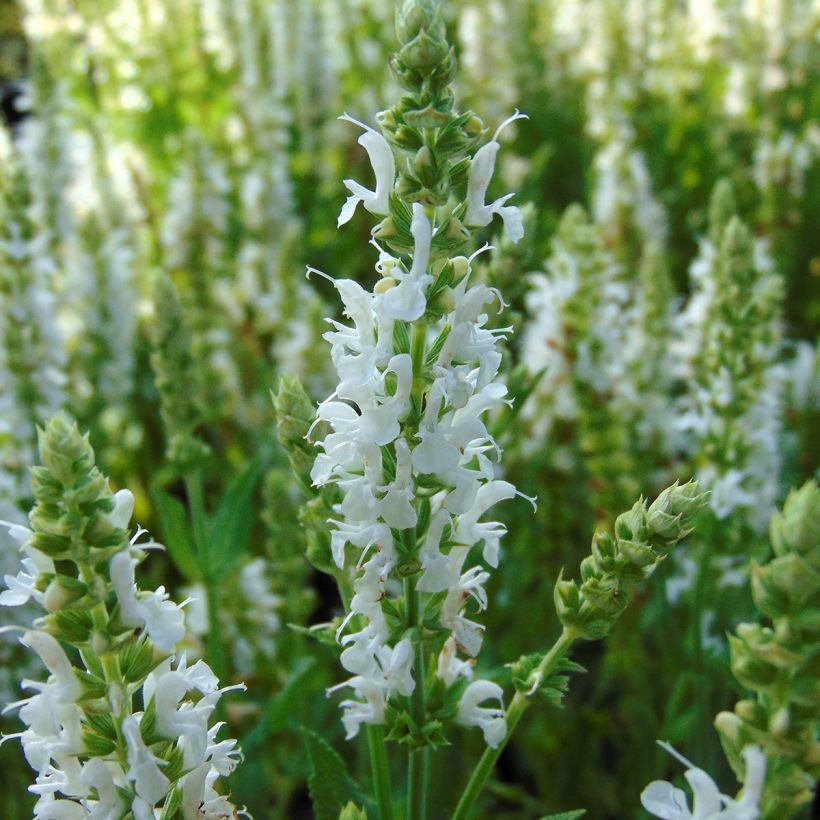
399, 30, 450, 73
413, 145, 438, 188
591, 529, 619, 572
649, 480, 707, 532
729, 634, 778, 690
37, 416, 96, 488
580, 576, 627, 615
273, 374, 316, 447
614, 502, 646, 542
553, 571, 583, 627
617, 539, 656, 569
735, 622, 803, 668
338, 803, 368, 820
44, 576, 88, 613
770, 481, 820, 563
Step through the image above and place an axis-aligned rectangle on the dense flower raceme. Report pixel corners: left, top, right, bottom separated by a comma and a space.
309, 96, 529, 746
642, 742, 765, 820
0, 417, 245, 819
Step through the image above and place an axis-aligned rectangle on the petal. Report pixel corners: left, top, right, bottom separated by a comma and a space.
641, 781, 691, 819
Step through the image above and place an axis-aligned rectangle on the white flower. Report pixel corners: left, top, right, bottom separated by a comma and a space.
464, 111, 527, 242
337, 115, 395, 226
381, 204, 433, 321
20, 632, 82, 704
110, 551, 186, 652
436, 637, 474, 687
456, 680, 507, 748
641, 743, 766, 820
122, 714, 170, 806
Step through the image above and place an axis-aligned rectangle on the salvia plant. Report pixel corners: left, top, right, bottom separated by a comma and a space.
0, 0, 817, 817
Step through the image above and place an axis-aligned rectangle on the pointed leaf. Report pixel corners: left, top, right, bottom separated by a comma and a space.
150, 484, 201, 581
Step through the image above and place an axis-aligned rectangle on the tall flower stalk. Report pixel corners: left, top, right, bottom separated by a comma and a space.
302, 1, 528, 816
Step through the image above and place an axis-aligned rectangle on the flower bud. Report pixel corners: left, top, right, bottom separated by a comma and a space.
581, 576, 627, 615
553, 571, 583, 627
374, 277, 399, 294
44, 576, 87, 613
372, 216, 398, 239
273, 374, 315, 447
413, 145, 438, 188
770, 481, 820, 562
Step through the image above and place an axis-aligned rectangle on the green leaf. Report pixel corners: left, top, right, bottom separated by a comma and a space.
303, 728, 362, 820
150, 484, 201, 581
538, 811, 586, 820
206, 457, 265, 577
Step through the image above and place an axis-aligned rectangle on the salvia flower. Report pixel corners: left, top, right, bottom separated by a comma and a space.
303, 0, 533, 749
641, 742, 765, 820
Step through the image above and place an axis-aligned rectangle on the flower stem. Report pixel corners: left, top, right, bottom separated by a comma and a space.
451, 628, 578, 820
410, 321, 427, 413
405, 576, 428, 820
367, 724, 395, 820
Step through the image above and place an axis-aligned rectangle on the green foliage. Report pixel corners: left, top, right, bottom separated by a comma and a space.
303, 728, 363, 820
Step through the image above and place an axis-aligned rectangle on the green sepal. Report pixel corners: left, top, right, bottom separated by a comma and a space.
120, 636, 162, 684
384, 707, 447, 748
162, 744, 187, 785
159, 787, 183, 820
288, 622, 339, 648
393, 320, 411, 355
82, 715, 118, 757
381, 596, 406, 636
49, 608, 94, 645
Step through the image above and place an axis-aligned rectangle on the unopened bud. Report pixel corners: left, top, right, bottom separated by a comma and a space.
44, 576, 87, 613
374, 277, 399, 294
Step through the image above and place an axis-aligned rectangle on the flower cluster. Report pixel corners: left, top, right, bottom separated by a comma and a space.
305, 0, 529, 749
675, 181, 784, 534
0, 416, 245, 818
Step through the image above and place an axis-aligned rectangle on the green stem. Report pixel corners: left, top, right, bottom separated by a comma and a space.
410, 321, 427, 412
451, 628, 577, 820
405, 576, 428, 820
367, 724, 395, 820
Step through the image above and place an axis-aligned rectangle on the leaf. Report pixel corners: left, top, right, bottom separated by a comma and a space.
150, 484, 201, 582
303, 728, 362, 820
538, 811, 587, 820
206, 457, 265, 577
